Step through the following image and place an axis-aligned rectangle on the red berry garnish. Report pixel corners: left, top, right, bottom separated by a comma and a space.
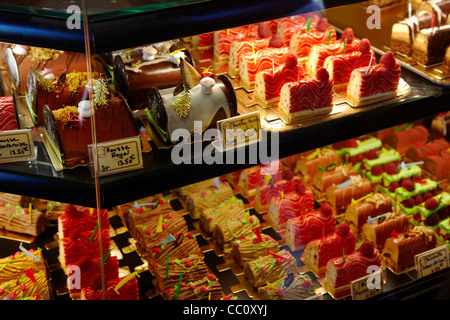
316, 67, 329, 82
283, 169, 295, 181
269, 34, 283, 48
371, 165, 383, 176
258, 23, 273, 38
359, 241, 375, 257
65, 204, 79, 218
422, 192, 433, 201
424, 213, 440, 226
384, 162, 397, 175
296, 182, 306, 195
358, 38, 371, 53
415, 195, 424, 205
284, 52, 298, 69
337, 224, 350, 236
388, 182, 400, 192
412, 175, 422, 182
424, 198, 438, 211
366, 149, 378, 160
344, 138, 358, 148
356, 153, 365, 162
320, 203, 333, 216
380, 51, 397, 68
402, 198, 415, 208
332, 141, 344, 150
315, 17, 329, 32
438, 207, 449, 220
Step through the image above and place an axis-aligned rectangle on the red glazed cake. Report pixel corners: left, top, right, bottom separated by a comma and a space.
267, 182, 315, 231
324, 241, 381, 298
255, 174, 302, 212
239, 43, 289, 89
278, 67, 333, 124
302, 224, 356, 275
289, 18, 337, 58
237, 160, 283, 198
382, 124, 429, 154
276, 14, 320, 46
347, 51, 402, 103
0, 97, 18, 130
58, 204, 109, 240
323, 38, 373, 87
285, 203, 336, 251
192, 32, 214, 50
254, 52, 303, 105
214, 25, 259, 62
405, 138, 450, 162
306, 28, 360, 77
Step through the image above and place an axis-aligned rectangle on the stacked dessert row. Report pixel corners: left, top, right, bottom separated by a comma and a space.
390, 0, 450, 75
191, 14, 403, 123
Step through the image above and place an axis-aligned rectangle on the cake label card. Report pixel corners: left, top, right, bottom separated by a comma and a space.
88, 136, 143, 177
350, 267, 385, 300
216, 111, 261, 151
415, 245, 449, 279
0, 129, 35, 163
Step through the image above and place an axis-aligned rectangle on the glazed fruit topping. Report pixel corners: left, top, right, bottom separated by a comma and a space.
359, 241, 375, 257
320, 203, 333, 216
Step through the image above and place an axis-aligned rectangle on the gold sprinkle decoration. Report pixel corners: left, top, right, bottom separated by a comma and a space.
28, 47, 61, 62
170, 89, 191, 118
52, 106, 79, 127
31, 69, 55, 92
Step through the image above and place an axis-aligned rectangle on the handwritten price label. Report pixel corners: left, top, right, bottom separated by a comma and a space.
217, 111, 261, 150
350, 267, 385, 300
415, 245, 449, 278
89, 137, 143, 176
0, 129, 35, 163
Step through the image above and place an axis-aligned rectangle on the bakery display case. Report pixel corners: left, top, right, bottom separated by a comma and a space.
0, 0, 449, 302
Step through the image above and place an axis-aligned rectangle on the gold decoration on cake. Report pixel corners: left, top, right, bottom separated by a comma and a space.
31, 69, 55, 92
171, 89, 192, 118
92, 78, 109, 107
180, 56, 201, 91
65, 72, 109, 107
28, 47, 62, 62
52, 106, 79, 127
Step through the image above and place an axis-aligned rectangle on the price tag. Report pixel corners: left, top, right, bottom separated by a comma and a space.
0, 129, 35, 163
89, 137, 143, 177
216, 111, 261, 151
415, 245, 449, 279
350, 267, 385, 300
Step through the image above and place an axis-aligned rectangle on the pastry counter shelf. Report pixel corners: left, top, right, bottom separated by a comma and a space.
0, 61, 449, 209
0, 0, 362, 53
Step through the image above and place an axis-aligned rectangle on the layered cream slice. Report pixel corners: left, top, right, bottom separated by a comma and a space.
254, 52, 303, 105
278, 67, 333, 124
347, 51, 401, 102
323, 38, 373, 87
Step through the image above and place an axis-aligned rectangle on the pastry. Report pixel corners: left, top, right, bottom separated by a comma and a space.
411, 25, 450, 65
166, 273, 223, 300
154, 254, 210, 299
231, 231, 279, 266
382, 124, 429, 154
311, 163, 357, 201
423, 150, 450, 180
361, 149, 402, 184
295, 147, 339, 185
214, 24, 259, 62
323, 38, 373, 87
302, 224, 356, 276
344, 192, 393, 234
254, 52, 304, 105
362, 210, 410, 249
255, 174, 302, 213
199, 196, 246, 235
306, 28, 360, 77
212, 212, 260, 252
237, 160, 283, 198
80, 274, 140, 300
228, 23, 273, 74
192, 32, 214, 50
285, 203, 336, 251
146, 75, 237, 144
44, 94, 139, 168
258, 272, 316, 300
239, 45, 289, 89
267, 183, 315, 231
276, 14, 320, 46
405, 138, 450, 162
278, 67, 333, 124
324, 241, 381, 298
243, 249, 298, 288
0, 248, 49, 300
414, 191, 450, 226
0, 96, 18, 131
172, 179, 216, 201
185, 180, 234, 219
436, 217, 450, 245
0, 192, 48, 237
336, 136, 382, 171
289, 18, 337, 58
347, 51, 402, 103
113, 46, 191, 110
325, 174, 373, 212
382, 226, 436, 273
